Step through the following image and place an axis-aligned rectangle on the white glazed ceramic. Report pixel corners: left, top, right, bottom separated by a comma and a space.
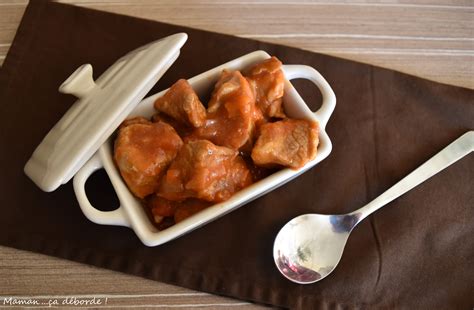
24, 34, 188, 192
73, 50, 336, 246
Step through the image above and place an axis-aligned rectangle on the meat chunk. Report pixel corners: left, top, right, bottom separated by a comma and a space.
118, 116, 151, 130
114, 121, 183, 198
191, 70, 258, 151
147, 195, 178, 225
251, 119, 319, 169
158, 140, 252, 202
245, 56, 286, 119
151, 112, 192, 137
174, 199, 211, 223
154, 79, 206, 128
147, 195, 211, 225
148, 195, 178, 217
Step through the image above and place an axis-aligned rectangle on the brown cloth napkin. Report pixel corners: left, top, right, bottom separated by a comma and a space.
1, 1, 473, 308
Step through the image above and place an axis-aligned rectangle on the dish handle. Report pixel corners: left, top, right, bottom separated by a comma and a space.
73, 152, 129, 227
283, 65, 336, 129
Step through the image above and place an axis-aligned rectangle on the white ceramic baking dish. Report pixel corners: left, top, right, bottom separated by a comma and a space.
24, 33, 335, 246
73, 50, 335, 246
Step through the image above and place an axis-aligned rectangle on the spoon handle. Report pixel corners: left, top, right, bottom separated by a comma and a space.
352, 131, 474, 221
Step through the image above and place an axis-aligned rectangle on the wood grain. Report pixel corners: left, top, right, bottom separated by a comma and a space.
0, 0, 472, 309
1, 0, 473, 87
0, 246, 262, 309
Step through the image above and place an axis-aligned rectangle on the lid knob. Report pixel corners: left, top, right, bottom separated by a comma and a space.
59, 64, 97, 98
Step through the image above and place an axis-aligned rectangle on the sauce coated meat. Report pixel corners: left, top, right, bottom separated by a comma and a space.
158, 140, 252, 202
251, 119, 319, 169
114, 56, 320, 230
190, 70, 259, 151
118, 116, 150, 129
245, 56, 286, 119
174, 199, 212, 223
114, 120, 183, 198
154, 79, 207, 128
148, 196, 211, 225
151, 112, 192, 137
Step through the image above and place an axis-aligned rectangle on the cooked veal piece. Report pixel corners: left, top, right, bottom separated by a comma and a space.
251, 119, 319, 169
148, 196, 211, 224
114, 120, 183, 198
154, 79, 207, 128
190, 70, 258, 151
245, 56, 286, 119
158, 139, 252, 202
173, 199, 212, 223
151, 112, 192, 137
118, 116, 150, 130
114, 56, 320, 230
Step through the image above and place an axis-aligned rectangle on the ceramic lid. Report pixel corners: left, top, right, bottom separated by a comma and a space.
24, 33, 188, 192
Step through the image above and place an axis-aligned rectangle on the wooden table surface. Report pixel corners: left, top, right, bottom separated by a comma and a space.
1, 0, 472, 308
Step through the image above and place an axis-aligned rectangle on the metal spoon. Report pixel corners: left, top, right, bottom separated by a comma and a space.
274, 131, 474, 284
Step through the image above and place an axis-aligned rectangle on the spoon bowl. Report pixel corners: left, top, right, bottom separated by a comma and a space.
274, 131, 473, 284
274, 213, 359, 284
